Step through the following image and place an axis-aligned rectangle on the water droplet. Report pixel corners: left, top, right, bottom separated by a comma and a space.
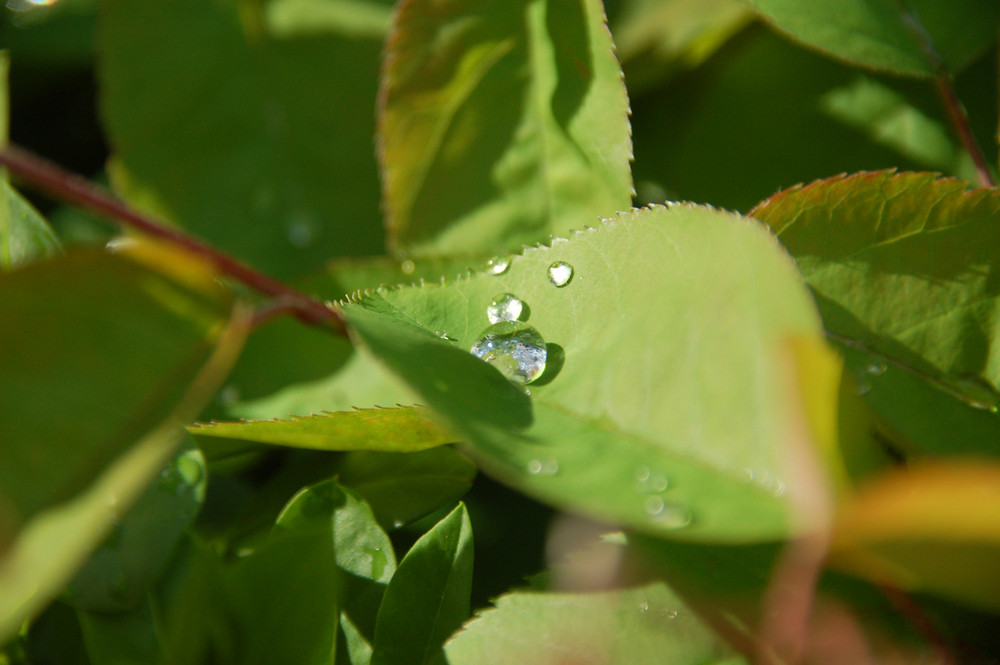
400, 259, 416, 274
634, 466, 651, 482
286, 215, 320, 248
392, 519, 405, 529
652, 504, 693, 529
866, 362, 887, 376
470, 321, 547, 385
487, 293, 525, 324
486, 256, 511, 275
218, 384, 241, 407
547, 261, 574, 287
527, 459, 544, 475
638, 601, 650, 614
541, 459, 559, 475
434, 330, 457, 342
856, 381, 871, 396
649, 474, 669, 492
664, 610, 679, 619
644, 495, 665, 516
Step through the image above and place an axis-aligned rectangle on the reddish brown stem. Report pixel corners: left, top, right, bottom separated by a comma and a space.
0, 144, 348, 336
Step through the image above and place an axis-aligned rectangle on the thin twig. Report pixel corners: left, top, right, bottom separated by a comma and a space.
0, 144, 348, 336
897, 6, 996, 188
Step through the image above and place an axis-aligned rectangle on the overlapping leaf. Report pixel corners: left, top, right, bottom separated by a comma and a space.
443, 581, 741, 665
98, 0, 390, 277
751, 171, 1000, 457
191, 405, 454, 452
746, 0, 998, 77
379, 0, 633, 256
345, 204, 831, 542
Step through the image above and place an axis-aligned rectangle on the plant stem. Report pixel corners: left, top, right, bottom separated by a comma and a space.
0, 144, 348, 337
898, 6, 996, 188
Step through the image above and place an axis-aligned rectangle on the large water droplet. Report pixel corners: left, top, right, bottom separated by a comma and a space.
547, 261, 574, 287
486, 256, 511, 275
470, 321, 547, 385
487, 293, 525, 324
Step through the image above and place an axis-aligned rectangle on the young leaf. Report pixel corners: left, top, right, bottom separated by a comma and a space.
831, 461, 1000, 613
0, 182, 62, 270
191, 405, 455, 453
335, 448, 477, 530
371, 503, 473, 665
443, 582, 742, 665
379, 0, 633, 256
345, 205, 830, 542
98, 0, 389, 277
751, 171, 1000, 457
745, 0, 998, 77
64, 441, 208, 613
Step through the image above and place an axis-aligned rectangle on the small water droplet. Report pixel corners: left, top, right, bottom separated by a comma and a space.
547, 261, 574, 287
644, 495, 665, 516
652, 504, 693, 530
638, 601, 650, 614
434, 330, 457, 342
400, 259, 416, 274
649, 474, 668, 492
634, 466, 651, 482
392, 519, 405, 529
527, 459, 544, 474
470, 321, 547, 385
664, 610, 679, 619
541, 459, 559, 475
286, 215, 320, 248
486, 256, 511, 275
487, 293, 525, 324
866, 362, 887, 376
856, 381, 871, 396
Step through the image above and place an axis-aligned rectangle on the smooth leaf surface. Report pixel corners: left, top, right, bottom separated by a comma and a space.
336, 448, 477, 530
443, 581, 742, 665
0, 247, 238, 531
0, 181, 61, 270
191, 405, 455, 453
751, 171, 1000, 457
372, 503, 473, 665
746, 0, 998, 77
99, 0, 390, 277
831, 462, 1000, 613
379, 0, 633, 256
346, 205, 827, 542
64, 441, 207, 614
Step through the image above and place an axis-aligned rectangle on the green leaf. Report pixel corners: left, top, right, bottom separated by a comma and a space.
77, 600, 160, 665
610, 0, 753, 93
346, 204, 827, 542
64, 440, 208, 613
0, 247, 240, 528
274, 479, 397, 584
191, 405, 455, 453
0, 247, 244, 644
372, 503, 473, 665
818, 76, 977, 180
751, 171, 1000, 457
336, 447, 477, 530
379, 0, 633, 256
0, 181, 62, 270
746, 0, 998, 77
831, 461, 1000, 613
98, 0, 389, 277
443, 581, 743, 665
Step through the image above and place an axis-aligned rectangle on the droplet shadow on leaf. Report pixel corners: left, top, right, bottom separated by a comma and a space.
532, 343, 565, 387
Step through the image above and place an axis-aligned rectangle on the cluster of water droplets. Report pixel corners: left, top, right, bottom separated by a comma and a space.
634, 465, 692, 529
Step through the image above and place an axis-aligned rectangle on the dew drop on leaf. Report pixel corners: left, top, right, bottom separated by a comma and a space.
866, 362, 887, 375
487, 293, 525, 324
470, 321, 547, 385
486, 256, 511, 275
652, 503, 693, 530
547, 260, 574, 287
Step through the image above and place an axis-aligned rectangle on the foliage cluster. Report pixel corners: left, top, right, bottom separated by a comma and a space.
2, 0, 1000, 663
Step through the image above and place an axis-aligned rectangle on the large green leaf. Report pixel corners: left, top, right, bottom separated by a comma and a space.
372, 503, 473, 665
345, 204, 830, 542
378, 0, 633, 256
98, 0, 391, 277
751, 171, 1000, 457
0, 248, 240, 528
443, 581, 742, 665
746, 0, 998, 77
0, 247, 245, 644
191, 405, 455, 452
